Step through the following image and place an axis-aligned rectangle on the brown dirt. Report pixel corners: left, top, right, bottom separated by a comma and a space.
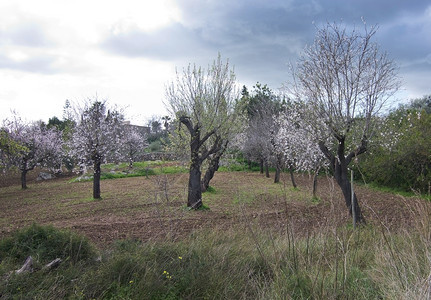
0, 169, 423, 247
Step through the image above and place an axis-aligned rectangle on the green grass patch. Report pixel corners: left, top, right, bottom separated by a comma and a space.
359, 181, 431, 200
233, 190, 256, 204
205, 186, 217, 193
71, 161, 187, 182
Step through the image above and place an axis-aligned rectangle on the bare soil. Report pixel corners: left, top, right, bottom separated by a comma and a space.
0, 168, 421, 247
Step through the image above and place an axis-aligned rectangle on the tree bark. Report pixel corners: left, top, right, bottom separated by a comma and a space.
319, 139, 365, 224
260, 158, 264, 174
274, 166, 280, 183
274, 153, 283, 183
289, 167, 297, 188
188, 162, 202, 208
201, 142, 226, 192
201, 155, 219, 192
265, 162, 270, 178
93, 158, 101, 199
21, 169, 28, 189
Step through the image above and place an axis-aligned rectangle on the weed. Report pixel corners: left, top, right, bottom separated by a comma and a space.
205, 186, 217, 193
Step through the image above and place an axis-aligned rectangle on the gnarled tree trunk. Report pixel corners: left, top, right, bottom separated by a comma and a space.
179, 116, 222, 209
201, 141, 226, 192
319, 138, 366, 224
188, 162, 202, 208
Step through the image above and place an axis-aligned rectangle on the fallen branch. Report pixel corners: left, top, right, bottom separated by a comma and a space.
42, 258, 62, 271
15, 256, 33, 274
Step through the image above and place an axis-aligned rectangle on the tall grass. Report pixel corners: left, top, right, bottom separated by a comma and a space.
2, 200, 431, 299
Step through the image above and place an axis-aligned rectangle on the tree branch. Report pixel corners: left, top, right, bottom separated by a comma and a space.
200, 135, 222, 162
346, 137, 368, 165
199, 129, 216, 147
179, 116, 194, 135
318, 141, 335, 166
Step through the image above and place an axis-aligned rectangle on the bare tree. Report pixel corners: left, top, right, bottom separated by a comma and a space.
292, 22, 400, 223
165, 54, 238, 209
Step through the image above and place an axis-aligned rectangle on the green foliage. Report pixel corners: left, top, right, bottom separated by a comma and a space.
148, 139, 163, 152
356, 101, 431, 193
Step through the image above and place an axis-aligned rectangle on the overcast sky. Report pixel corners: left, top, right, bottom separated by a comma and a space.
0, 0, 430, 125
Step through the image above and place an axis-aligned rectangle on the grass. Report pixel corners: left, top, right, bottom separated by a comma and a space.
71, 160, 188, 182
351, 174, 431, 201
2, 214, 431, 299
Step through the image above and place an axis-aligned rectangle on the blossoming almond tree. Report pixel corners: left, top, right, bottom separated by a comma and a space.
70, 99, 125, 199
2, 116, 63, 189
276, 102, 328, 196
291, 22, 400, 223
121, 125, 148, 169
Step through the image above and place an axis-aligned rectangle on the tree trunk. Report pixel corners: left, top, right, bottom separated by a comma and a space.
312, 166, 320, 198
274, 153, 283, 183
265, 162, 270, 178
21, 169, 28, 189
274, 166, 280, 183
93, 158, 101, 199
260, 158, 264, 174
201, 153, 222, 193
289, 167, 297, 188
334, 165, 363, 224
188, 163, 202, 208
319, 139, 365, 224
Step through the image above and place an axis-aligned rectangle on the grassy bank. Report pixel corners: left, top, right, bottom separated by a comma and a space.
1, 204, 430, 300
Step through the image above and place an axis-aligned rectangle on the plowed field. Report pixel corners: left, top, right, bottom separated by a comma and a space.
0, 169, 421, 247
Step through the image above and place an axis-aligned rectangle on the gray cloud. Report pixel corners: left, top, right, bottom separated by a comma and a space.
0, 21, 59, 74
0, 53, 59, 74
102, 23, 210, 60
100, 0, 431, 96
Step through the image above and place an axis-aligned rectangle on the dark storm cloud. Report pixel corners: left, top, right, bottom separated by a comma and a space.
101, 0, 431, 95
